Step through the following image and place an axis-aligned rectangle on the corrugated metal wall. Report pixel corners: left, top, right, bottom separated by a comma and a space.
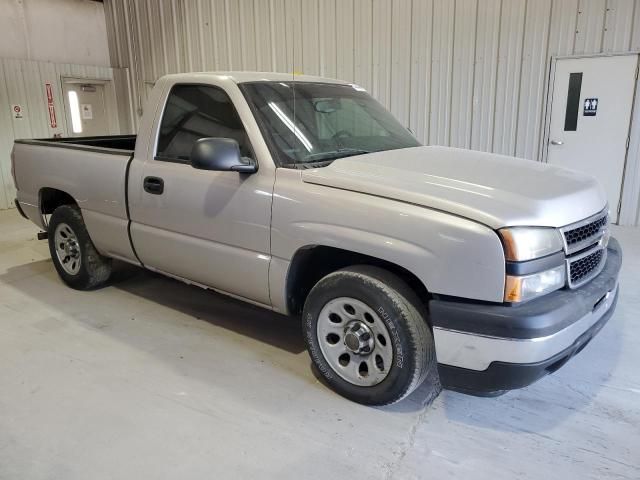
0, 58, 131, 210
101, 0, 640, 225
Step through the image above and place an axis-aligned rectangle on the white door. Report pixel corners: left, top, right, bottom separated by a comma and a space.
62, 82, 109, 137
547, 55, 638, 222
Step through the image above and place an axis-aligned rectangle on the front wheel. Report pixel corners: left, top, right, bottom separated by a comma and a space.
48, 205, 112, 290
302, 266, 435, 405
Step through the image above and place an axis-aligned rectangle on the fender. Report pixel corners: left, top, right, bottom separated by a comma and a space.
269, 169, 506, 313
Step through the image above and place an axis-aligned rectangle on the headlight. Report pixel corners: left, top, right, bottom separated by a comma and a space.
505, 265, 566, 302
499, 227, 563, 261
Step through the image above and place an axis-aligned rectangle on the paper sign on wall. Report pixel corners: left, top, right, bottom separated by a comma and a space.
81, 104, 93, 120
11, 104, 23, 119
584, 98, 598, 116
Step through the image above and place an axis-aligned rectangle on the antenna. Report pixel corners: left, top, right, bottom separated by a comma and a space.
291, 13, 296, 163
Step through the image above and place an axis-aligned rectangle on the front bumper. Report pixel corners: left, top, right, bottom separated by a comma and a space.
431, 237, 622, 396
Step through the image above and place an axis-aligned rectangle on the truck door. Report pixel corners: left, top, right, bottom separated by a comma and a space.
127, 83, 274, 306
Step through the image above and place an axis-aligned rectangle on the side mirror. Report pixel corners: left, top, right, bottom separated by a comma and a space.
190, 137, 257, 173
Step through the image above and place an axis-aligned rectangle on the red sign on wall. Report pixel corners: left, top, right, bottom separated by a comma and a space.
45, 83, 53, 103
48, 104, 57, 129
45, 83, 57, 128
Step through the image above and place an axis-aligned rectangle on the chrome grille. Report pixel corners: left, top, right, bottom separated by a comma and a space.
564, 215, 607, 248
568, 247, 606, 288
560, 210, 608, 255
561, 209, 609, 289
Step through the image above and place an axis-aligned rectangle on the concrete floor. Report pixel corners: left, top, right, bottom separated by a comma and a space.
0, 209, 638, 480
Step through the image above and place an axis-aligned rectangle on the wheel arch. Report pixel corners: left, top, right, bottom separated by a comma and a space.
285, 244, 431, 318
39, 187, 78, 213
39, 187, 78, 224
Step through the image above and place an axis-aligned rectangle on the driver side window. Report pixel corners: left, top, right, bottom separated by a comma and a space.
156, 84, 252, 162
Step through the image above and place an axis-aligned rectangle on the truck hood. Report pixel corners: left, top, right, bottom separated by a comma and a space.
301, 146, 607, 228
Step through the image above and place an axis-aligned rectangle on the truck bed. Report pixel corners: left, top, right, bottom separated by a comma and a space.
15, 135, 136, 154
12, 134, 137, 262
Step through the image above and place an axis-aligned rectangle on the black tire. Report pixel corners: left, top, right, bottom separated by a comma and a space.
302, 265, 435, 406
47, 205, 112, 290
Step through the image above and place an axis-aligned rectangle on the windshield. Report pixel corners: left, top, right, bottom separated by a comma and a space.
240, 82, 421, 167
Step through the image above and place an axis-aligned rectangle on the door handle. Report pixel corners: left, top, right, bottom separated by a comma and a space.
550, 140, 564, 145
143, 176, 164, 195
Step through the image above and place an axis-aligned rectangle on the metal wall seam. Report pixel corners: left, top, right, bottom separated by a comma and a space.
492, 0, 526, 156
0, 61, 12, 209
271, 0, 289, 74
450, 0, 478, 149
336, 0, 355, 82
548, 0, 579, 57
318, 0, 336, 78
390, 0, 412, 128
408, 0, 433, 144
372, 0, 392, 108
255, 0, 274, 72
354, 0, 373, 92
2, 59, 31, 208
620, 62, 640, 225
516, 0, 552, 161
603, 0, 635, 52
574, 0, 607, 54
632, 1, 640, 49
287, 0, 304, 74
429, 0, 455, 146
470, 0, 500, 152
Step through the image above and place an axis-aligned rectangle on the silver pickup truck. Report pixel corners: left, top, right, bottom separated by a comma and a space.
11, 72, 621, 405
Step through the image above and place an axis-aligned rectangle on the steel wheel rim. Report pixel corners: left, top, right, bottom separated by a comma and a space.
317, 297, 394, 387
54, 222, 82, 275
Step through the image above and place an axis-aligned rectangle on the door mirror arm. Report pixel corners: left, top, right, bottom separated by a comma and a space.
231, 160, 258, 173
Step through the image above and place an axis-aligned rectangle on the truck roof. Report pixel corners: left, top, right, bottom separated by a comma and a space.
160, 71, 350, 85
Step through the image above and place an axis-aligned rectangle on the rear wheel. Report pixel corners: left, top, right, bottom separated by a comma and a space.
48, 205, 112, 290
303, 265, 435, 405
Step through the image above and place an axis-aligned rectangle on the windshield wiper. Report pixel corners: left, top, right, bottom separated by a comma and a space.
302, 148, 371, 163
281, 149, 372, 169
282, 159, 334, 169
